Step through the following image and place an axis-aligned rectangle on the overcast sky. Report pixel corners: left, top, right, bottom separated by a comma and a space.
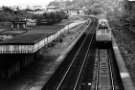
0, 0, 55, 8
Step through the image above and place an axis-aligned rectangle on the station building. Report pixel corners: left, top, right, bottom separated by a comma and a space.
11, 20, 27, 30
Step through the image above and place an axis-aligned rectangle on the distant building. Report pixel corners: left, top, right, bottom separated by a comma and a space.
28, 9, 45, 15
26, 19, 36, 26
32, 5, 43, 10
25, 6, 46, 15
11, 18, 27, 31
68, 8, 84, 15
46, 5, 61, 12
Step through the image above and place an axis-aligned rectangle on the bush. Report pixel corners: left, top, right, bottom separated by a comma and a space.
38, 10, 67, 25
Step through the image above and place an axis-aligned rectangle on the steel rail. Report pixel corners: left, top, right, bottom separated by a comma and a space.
56, 29, 88, 90
56, 18, 94, 90
96, 49, 99, 90
108, 50, 115, 90
94, 49, 116, 90
73, 33, 95, 90
56, 19, 95, 90
95, 49, 100, 90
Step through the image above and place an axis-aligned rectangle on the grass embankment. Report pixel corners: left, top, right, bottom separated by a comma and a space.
110, 20, 135, 86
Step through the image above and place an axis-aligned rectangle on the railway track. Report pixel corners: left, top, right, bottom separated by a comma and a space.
42, 18, 97, 90
42, 18, 124, 90
91, 49, 123, 90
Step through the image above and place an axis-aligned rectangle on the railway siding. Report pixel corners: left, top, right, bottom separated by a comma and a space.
98, 50, 111, 90
112, 35, 135, 90
92, 49, 115, 90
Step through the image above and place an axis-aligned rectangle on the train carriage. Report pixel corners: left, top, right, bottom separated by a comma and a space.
96, 19, 112, 48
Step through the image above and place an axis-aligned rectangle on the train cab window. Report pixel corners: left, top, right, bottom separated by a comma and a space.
98, 26, 108, 30
98, 26, 103, 29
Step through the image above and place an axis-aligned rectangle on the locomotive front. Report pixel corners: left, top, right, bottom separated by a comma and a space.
96, 19, 112, 48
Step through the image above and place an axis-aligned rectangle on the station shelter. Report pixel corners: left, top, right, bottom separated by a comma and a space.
11, 19, 27, 30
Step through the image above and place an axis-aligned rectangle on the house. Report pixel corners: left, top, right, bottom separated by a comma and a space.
11, 18, 27, 30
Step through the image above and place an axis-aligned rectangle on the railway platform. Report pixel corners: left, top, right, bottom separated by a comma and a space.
0, 17, 90, 90
0, 20, 86, 54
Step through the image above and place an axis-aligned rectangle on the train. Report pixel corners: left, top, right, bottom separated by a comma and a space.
96, 19, 112, 47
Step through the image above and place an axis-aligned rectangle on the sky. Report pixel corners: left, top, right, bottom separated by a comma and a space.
0, 0, 55, 8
